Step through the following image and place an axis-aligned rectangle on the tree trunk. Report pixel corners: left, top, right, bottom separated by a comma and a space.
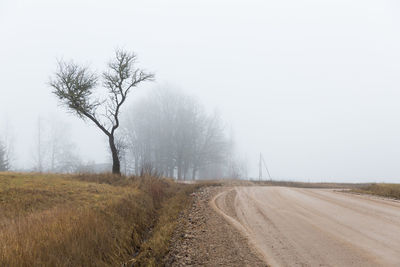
109, 136, 121, 175
183, 164, 188, 181
177, 161, 182, 180
134, 154, 139, 176
168, 165, 174, 178
192, 167, 197, 180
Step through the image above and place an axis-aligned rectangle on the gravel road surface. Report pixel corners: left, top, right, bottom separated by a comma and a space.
213, 186, 400, 267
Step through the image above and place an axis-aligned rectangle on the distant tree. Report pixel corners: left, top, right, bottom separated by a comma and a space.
0, 141, 9, 171
0, 121, 14, 171
47, 117, 82, 173
124, 88, 229, 180
50, 50, 154, 174
31, 116, 82, 173
32, 117, 45, 172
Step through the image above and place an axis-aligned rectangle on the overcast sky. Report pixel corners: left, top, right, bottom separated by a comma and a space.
1, 0, 400, 182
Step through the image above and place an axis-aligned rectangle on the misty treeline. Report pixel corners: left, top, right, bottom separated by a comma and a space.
0, 116, 111, 173
0, 116, 102, 173
31, 117, 82, 173
2, 49, 247, 179
0, 141, 10, 171
119, 88, 247, 180
0, 126, 13, 172
0, 89, 247, 179
47, 49, 246, 178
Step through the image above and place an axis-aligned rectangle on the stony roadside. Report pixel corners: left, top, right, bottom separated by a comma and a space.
164, 187, 267, 267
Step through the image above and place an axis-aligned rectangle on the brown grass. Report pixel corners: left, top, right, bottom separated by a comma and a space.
133, 186, 194, 266
352, 183, 400, 200
0, 172, 198, 266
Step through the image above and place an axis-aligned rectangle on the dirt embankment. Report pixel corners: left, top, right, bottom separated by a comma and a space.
165, 187, 266, 266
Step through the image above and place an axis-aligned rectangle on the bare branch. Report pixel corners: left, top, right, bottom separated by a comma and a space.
102, 49, 154, 135
50, 61, 100, 118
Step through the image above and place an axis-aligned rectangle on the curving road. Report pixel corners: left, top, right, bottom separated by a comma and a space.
212, 186, 400, 267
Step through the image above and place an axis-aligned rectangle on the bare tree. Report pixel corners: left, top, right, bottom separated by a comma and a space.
0, 141, 9, 171
32, 117, 46, 172
191, 112, 228, 179
31, 116, 82, 173
0, 120, 14, 171
50, 49, 154, 174
124, 88, 230, 180
47, 117, 82, 173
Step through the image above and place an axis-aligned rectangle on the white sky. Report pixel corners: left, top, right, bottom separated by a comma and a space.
1, 0, 400, 182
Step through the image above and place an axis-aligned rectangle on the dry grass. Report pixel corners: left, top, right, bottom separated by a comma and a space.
133, 186, 194, 266
352, 183, 400, 200
0, 172, 198, 266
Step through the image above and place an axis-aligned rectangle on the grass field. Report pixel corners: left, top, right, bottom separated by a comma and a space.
352, 183, 400, 200
0, 172, 199, 266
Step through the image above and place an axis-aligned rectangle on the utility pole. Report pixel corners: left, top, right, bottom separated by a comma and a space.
37, 117, 43, 173
259, 153, 262, 181
259, 153, 272, 181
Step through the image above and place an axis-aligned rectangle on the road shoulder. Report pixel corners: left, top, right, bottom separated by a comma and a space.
164, 186, 266, 266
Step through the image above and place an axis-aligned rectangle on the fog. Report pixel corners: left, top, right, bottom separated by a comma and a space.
1, 0, 400, 182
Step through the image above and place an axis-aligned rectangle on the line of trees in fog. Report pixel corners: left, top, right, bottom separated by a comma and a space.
32, 117, 82, 173
1, 89, 247, 179
1, 50, 248, 179
0, 141, 10, 171
120, 88, 247, 180
0, 126, 13, 172
46, 49, 246, 179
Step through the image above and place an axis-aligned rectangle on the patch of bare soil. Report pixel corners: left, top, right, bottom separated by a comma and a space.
164, 187, 266, 266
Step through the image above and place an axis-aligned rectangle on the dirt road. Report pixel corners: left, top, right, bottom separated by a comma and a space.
213, 186, 400, 267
